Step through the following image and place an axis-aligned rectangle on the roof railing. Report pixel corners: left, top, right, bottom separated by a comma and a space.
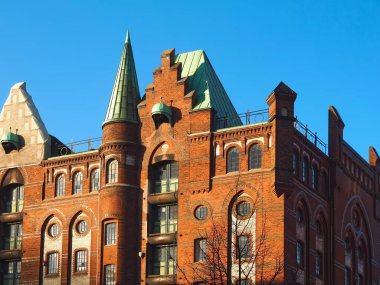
294, 118, 328, 154
215, 109, 269, 129
56, 137, 102, 156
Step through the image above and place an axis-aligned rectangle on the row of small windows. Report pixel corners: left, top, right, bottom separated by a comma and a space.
293, 151, 328, 192
227, 144, 262, 173
55, 160, 118, 197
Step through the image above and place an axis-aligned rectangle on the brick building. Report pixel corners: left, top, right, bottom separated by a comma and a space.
0, 33, 379, 284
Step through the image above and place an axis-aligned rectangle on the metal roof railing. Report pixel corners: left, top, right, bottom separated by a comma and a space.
294, 118, 328, 154
215, 109, 269, 129
56, 137, 102, 156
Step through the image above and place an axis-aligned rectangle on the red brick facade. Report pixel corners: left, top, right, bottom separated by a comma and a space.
0, 40, 379, 285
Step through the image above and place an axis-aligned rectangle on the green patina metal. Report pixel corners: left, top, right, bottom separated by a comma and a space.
103, 31, 141, 126
151, 102, 172, 124
175, 50, 241, 127
1, 131, 20, 150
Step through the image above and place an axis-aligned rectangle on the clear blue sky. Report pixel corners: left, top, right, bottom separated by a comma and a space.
1, 0, 379, 160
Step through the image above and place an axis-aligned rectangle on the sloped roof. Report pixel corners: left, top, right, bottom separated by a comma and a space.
103, 32, 141, 126
175, 50, 241, 127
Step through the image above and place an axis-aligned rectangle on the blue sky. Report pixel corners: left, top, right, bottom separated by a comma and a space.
0, 0, 379, 159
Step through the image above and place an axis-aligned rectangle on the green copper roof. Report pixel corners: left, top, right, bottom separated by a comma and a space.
175, 50, 241, 127
103, 32, 141, 125
1, 131, 20, 149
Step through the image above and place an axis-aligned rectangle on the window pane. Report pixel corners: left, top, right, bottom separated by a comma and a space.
73, 173, 82, 194
195, 239, 207, 262
104, 264, 116, 285
153, 205, 177, 234
249, 144, 262, 169
76, 250, 87, 272
237, 235, 250, 259
47, 252, 58, 274
296, 240, 304, 267
152, 246, 177, 275
152, 162, 178, 194
56, 175, 65, 196
105, 223, 116, 245
302, 157, 309, 183
107, 160, 118, 183
91, 169, 100, 191
195, 206, 208, 220
227, 148, 239, 172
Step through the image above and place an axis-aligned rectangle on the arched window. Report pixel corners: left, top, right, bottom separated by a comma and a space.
91, 169, 100, 191
293, 150, 299, 176
72, 172, 82, 194
227, 147, 239, 173
107, 160, 118, 184
302, 157, 309, 183
248, 144, 262, 169
56, 175, 65, 197
311, 165, 318, 190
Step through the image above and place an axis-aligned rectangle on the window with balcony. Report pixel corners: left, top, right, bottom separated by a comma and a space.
151, 161, 178, 194
248, 144, 262, 169
55, 175, 65, 197
106, 160, 118, 184
151, 246, 177, 275
227, 147, 239, 173
72, 172, 82, 194
152, 205, 177, 234
91, 169, 100, 191
1, 260, 21, 285
105, 222, 116, 245
104, 264, 116, 285
194, 238, 207, 262
2, 223, 22, 250
4, 185, 24, 213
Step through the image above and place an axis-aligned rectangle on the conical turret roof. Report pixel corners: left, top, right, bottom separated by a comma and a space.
103, 32, 141, 126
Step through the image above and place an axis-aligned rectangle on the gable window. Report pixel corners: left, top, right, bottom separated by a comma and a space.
152, 205, 177, 234
292, 151, 299, 176
248, 144, 262, 169
56, 175, 65, 197
312, 165, 318, 190
107, 160, 118, 184
105, 222, 116, 245
151, 161, 178, 194
302, 157, 309, 183
227, 147, 239, 173
104, 264, 116, 285
91, 169, 100, 191
47, 252, 59, 275
75, 250, 87, 272
236, 235, 251, 259
296, 240, 304, 268
194, 238, 207, 262
72, 172, 82, 194
4, 185, 24, 213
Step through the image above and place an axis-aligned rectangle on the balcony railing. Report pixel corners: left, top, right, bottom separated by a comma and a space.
294, 118, 328, 154
215, 109, 269, 130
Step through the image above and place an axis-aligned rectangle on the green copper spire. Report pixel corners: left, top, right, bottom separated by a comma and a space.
103, 31, 141, 126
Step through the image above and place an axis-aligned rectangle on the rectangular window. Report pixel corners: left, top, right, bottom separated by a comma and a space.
296, 240, 304, 268
5, 185, 24, 213
152, 162, 178, 194
316, 252, 322, 278
3, 223, 22, 250
153, 205, 177, 234
236, 235, 251, 259
1, 261, 21, 285
47, 252, 59, 275
105, 223, 116, 245
75, 250, 87, 272
104, 264, 116, 285
194, 239, 207, 262
152, 246, 177, 275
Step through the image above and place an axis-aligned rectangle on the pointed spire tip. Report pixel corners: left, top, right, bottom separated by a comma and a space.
125, 30, 130, 44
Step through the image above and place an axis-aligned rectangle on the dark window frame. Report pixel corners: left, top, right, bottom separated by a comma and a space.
248, 144, 262, 170
227, 147, 239, 173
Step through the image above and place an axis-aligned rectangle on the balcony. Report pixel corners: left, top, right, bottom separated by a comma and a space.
148, 233, 177, 246
0, 249, 22, 260
0, 212, 22, 223
148, 191, 178, 205
146, 275, 176, 285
